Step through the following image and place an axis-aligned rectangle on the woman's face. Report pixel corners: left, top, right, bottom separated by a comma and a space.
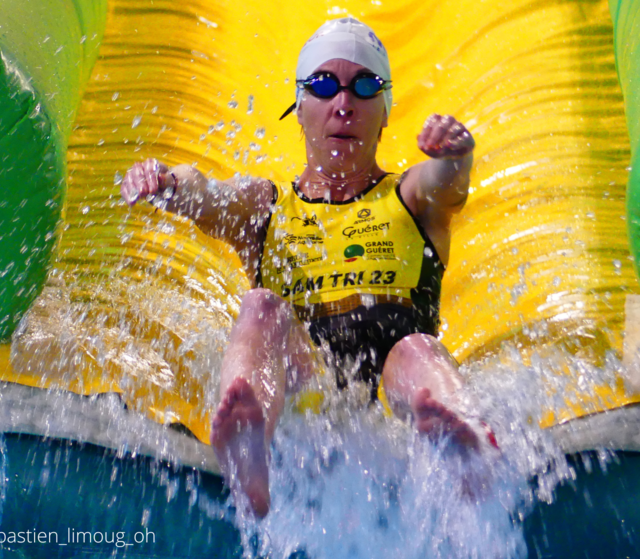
297, 58, 388, 177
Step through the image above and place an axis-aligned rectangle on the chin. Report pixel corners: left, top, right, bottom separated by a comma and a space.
322, 155, 362, 175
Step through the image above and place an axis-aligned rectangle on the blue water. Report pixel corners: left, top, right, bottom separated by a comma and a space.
0, 418, 639, 558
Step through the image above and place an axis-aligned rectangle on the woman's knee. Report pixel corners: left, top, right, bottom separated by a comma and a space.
387, 333, 442, 361
385, 333, 459, 376
238, 288, 291, 324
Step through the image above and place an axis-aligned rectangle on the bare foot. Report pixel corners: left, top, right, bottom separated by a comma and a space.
210, 377, 271, 518
411, 387, 498, 454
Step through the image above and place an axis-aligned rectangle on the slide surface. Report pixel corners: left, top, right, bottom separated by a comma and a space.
1, 0, 639, 443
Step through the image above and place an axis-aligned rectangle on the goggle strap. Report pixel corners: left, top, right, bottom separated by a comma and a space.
279, 101, 297, 120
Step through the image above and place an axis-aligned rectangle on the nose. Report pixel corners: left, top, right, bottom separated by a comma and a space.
332, 89, 355, 117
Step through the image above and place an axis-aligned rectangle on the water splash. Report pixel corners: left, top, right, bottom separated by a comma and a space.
213, 338, 640, 559
226, 409, 523, 559
214, 345, 598, 559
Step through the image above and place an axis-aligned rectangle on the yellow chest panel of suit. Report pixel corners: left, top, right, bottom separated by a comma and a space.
260, 174, 430, 309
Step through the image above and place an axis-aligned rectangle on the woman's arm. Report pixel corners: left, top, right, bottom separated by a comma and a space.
400, 115, 475, 265
121, 159, 274, 275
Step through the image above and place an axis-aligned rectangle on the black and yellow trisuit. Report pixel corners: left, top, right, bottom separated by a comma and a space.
258, 173, 444, 394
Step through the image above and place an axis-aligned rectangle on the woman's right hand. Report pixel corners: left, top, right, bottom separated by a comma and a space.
121, 158, 176, 206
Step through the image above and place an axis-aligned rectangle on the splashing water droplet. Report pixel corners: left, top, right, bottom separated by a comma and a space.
141, 508, 151, 527
255, 127, 266, 139
247, 95, 254, 114
112, 92, 119, 101
132, 115, 142, 129
228, 100, 238, 109
331, 150, 339, 157
113, 171, 123, 186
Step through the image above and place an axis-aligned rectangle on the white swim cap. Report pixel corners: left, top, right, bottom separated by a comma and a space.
294, 17, 392, 116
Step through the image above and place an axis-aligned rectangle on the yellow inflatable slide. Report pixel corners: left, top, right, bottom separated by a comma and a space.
1, 0, 639, 462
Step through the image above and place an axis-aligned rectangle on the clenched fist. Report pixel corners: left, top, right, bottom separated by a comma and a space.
121, 158, 176, 206
418, 114, 475, 159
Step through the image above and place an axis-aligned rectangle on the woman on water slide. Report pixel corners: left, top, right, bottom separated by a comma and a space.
121, 17, 498, 517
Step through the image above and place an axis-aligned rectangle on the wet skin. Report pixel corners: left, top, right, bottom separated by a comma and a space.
210, 377, 271, 518
122, 59, 493, 518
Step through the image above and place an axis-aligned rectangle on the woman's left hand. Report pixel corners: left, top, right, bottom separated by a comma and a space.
417, 114, 475, 159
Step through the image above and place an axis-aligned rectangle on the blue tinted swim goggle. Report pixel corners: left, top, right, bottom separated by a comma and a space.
279, 72, 392, 120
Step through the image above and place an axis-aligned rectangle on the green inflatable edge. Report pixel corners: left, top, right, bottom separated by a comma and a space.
0, 0, 108, 341
609, 0, 640, 278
